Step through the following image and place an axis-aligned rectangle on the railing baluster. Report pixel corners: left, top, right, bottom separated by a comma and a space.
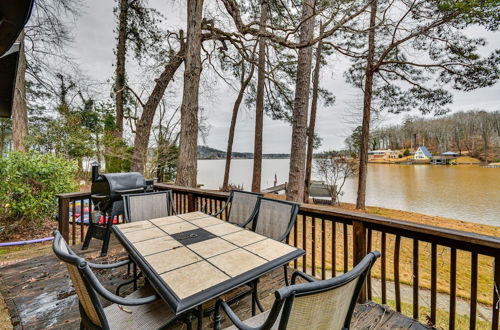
71, 200, 76, 245
470, 252, 478, 330
343, 223, 348, 272
293, 220, 298, 269
321, 218, 326, 280
366, 229, 372, 300
493, 256, 500, 330
394, 235, 401, 312
332, 221, 336, 277
381, 232, 386, 304
413, 239, 419, 320
80, 198, 84, 242
302, 215, 307, 273
450, 248, 456, 330
312, 217, 316, 277
430, 243, 437, 325
58, 195, 70, 243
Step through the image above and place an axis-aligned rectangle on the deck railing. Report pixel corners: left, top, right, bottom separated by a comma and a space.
57, 184, 500, 329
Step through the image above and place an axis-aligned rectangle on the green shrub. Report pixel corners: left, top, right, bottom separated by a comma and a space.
403, 149, 410, 157
0, 152, 78, 225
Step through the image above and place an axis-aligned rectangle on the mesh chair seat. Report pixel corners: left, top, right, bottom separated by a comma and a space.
104, 287, 175, 330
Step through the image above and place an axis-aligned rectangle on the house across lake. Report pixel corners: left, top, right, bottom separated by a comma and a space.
432, 151, 459, 165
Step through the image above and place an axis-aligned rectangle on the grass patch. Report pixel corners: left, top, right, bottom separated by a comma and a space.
288, 219, 496, 305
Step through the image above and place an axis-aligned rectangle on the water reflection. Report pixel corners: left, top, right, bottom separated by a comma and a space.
197, 159, 500, 226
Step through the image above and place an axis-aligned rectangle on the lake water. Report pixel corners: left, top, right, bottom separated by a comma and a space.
197, 159, 500, 227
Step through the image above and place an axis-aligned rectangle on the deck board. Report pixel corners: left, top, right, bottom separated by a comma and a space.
0, 239, 432, 329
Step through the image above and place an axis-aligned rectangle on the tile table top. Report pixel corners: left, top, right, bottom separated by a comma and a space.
113, 212, 304, 315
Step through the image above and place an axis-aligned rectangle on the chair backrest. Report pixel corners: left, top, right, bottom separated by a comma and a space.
123, 191, 173, 222
275, 251, 381, 330
227, 190, 262, 227
52, 231, 108, 328
253, 197, 299, 241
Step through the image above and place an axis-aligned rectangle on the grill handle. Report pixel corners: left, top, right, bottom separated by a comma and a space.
114, 188, 145, 195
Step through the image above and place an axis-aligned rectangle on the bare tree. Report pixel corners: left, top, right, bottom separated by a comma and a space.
343, 0, 500, 209
304, 23, 324, 203
12, 33, 28, 152
315, 152, 357, 205
355, 0, 377, 210
176, 0, 204, 187
223, 60, 255, 191
286, 0, 316, 202
130, 34, 186, 173
251, 0, 268, 192
114, 0, 128, 139
113, 0, 165, 139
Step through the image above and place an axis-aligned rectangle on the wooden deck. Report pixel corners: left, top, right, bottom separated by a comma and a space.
0, 239, 431, 329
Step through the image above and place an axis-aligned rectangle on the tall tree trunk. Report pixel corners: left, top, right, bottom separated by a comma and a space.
251, 0, 268, 192
114, 0, 128, 138
355, 0, 377, 210
0, 121, 6, 157
12, 32, 28, 152
175, 0, 204, 187
131, 45, 185, 173
303, 23, 324, 203
286, 0, 315, 202
222, 62, 255, 191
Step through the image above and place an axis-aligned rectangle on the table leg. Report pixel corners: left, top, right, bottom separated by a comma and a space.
251, 280, 257, 316
254, 280, 265, 313
185, 312, 193, 330
197, 305, 203, 330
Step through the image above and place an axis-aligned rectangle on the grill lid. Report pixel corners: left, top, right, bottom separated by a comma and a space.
101, 172, 146, 193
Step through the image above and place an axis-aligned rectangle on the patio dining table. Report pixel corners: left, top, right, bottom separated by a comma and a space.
112, 211, 305, 319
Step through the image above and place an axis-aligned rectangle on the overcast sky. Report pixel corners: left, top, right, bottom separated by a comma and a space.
67, 0, 500, 153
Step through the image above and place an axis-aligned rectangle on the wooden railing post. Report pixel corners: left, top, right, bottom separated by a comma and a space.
58, 195, 70, 243
187, 192, 196, 212
353, 220, 367, 302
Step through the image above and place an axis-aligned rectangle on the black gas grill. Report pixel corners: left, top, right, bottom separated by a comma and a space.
82, 163, 153, 256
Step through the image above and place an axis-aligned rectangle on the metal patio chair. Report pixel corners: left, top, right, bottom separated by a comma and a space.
123, 190, 177, 222
204, 190, 262, 228
52, 230, 186, 330
252, 197, 300, 287
122, 191, 177, 288
214, 251, 381, 330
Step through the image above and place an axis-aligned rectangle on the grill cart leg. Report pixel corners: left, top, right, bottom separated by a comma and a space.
81, 224, 94, 250
100, 219, 113, 256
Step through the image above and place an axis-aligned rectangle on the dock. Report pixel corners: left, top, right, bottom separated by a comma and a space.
261, 182, 287, 194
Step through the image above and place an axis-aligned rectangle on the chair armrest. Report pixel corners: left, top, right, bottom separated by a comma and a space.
171, 202, 178, 215
214, 300, 256, 330
239, 207, 259, 229
204, 201, 228, 217
83, 265, 158, 306
87, 258, 131, 269
291, 271, 317, 284
214, 298, 283, 330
